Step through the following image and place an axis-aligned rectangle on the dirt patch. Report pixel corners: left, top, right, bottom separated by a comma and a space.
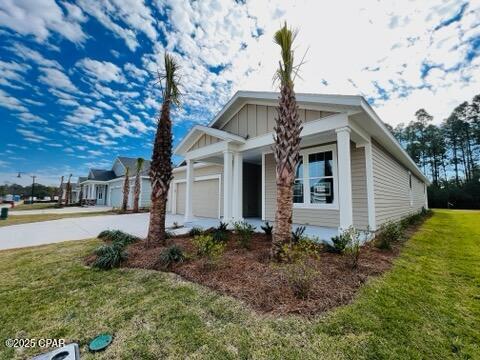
92, 230, 410, 316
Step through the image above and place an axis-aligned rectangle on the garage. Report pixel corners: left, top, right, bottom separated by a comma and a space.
110, 186, 123, 208
175, 177, 220, 218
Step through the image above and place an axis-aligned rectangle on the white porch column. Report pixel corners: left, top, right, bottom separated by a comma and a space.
232, 152, 243, 221
184, 159, 194, 222
223, 150, 234, 222
364, 141, 377, 231
336, 127, 353, 231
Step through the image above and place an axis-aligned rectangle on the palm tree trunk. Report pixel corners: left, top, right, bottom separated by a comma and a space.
272, 183, 293, 257
133, 174, 140, 212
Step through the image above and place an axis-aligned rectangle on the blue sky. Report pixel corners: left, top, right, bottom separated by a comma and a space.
0, 0, 479, 185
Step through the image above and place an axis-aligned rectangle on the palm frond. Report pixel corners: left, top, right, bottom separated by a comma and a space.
158, 53, 182, 106
136, 157, 144, 173
273, 22, 298, 87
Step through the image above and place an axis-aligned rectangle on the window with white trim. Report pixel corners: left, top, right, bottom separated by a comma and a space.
293, 146, 337, 208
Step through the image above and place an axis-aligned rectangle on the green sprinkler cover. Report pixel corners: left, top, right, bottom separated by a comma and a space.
89, 334, 113, 352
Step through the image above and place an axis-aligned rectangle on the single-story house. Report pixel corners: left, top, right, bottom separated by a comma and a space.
168, 91, 429, 233
79, 157, 152, 208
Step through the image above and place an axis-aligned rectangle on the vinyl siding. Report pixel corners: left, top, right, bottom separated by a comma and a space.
219, 104, 336, 141
188, 134, 220, 151
264, 145, 368, 229
372, 140, 426, 226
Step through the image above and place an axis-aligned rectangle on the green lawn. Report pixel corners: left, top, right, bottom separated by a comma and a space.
10, 203, 60, 211
0, 211, 118, 227
0, 210, 478, 359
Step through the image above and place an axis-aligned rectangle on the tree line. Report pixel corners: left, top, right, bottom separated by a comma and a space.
385, 94, 480, 209
0, 183, 58, 200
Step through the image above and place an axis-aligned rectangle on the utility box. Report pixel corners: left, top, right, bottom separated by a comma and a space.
32, 343, 80, 360
0, 208, 8, 220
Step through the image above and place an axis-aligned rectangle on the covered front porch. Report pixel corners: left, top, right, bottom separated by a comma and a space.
173, 111, 377, 237
79, 181, 108, 206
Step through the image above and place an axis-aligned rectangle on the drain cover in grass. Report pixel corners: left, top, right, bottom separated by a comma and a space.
89, 334, 113, 352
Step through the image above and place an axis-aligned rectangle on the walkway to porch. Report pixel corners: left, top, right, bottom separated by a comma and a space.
182, 216, 338, 243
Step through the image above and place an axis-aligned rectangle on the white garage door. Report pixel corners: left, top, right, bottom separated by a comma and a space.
175, 178, 220, 218
110, 187, 123, 208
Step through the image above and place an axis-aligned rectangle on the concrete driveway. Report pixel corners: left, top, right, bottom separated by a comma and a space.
0, 213, 187, 251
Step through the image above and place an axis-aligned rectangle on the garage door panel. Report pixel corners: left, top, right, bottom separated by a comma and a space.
110, 187, 122, 208
175, 178, 219, 218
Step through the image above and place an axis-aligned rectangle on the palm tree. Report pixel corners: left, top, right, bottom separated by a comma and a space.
65, 174, 72, 206
121, 167, 130, 212
133, 157, 144, 213
146, 53, 181, 246
271, 23, 303, 260
57, 176, 64, 207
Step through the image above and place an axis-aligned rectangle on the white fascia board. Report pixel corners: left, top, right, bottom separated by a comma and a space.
174, 125, 245, 156
184, 140, 230, 160
236, 112, 348, 152
172, 162, 217, 173
359, 99, 430, 184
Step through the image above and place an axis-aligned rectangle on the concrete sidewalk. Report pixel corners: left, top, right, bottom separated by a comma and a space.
9, 206, 113, 216
0, 213, 187, 251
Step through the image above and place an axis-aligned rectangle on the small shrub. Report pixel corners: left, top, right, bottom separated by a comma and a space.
97, 229, 138, 247
211, 228, 229, 243
217, 221, 228, 232
189, 226, 204, 237
233, 221, 256, 249
93, 243, 127, 270
280, 238, 321, 263
326, 233, 350, 254
282, 258, 318, 299
260, 221, 273, 236
341, 227, 362, 269
375, 221, 403, 249
171, 221, 181, 229
158, 245, 186, 268
291, 226, 306, 243
192, 234, 225, 267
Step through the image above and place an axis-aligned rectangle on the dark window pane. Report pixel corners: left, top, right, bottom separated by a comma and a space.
293, 180, 304, 203
325, 151, 333, 176
295, 158, 303, 179
309, 178, 334, 204
308, 152, 325, 178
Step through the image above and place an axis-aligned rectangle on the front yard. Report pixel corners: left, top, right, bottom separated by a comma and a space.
0, 211, 118, 227
0, 209, 479, 359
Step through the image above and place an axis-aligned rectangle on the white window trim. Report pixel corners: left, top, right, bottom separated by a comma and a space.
293, 144, 339, 210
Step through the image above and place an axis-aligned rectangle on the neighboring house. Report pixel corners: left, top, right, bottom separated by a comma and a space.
79, 157, 152, 208
169, 91, 429, 233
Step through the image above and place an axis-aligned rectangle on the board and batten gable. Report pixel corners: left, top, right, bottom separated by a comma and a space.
187, 134, 221, 152
264, 143, 369, 229
372, 140, 426, 227
221, 104, 336, 139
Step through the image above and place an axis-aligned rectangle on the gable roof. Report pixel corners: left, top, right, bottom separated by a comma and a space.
116, 156, 151, 176
89, 169, 116, 181
174, 125, 246, 155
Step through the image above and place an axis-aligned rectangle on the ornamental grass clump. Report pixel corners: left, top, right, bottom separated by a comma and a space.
93, 243, 127, 270
342, 227, 362, 270
233, 221, 256, 249
158, 245, 186, 269
260, 221, 273, 236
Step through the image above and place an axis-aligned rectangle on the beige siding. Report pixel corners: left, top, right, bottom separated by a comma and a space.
220, 104, 337, 140
351, 146, 368, 229
372, 141, 426, 226
187, 134, 220, 152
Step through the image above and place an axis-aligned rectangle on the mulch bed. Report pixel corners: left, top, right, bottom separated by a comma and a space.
88, 230, 411, 316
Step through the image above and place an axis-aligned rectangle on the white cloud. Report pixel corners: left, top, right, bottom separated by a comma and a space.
76, 0, 157, 51
124, 62, 148, 79
0, 0, 87, 44
64, 105, 102, 125
17, 128, 48, 142
0, 89, 27, 112
77, 58, 126, 83
18, 112, 48, 124
9, 43, 62, 69
38, 67, 78, 93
